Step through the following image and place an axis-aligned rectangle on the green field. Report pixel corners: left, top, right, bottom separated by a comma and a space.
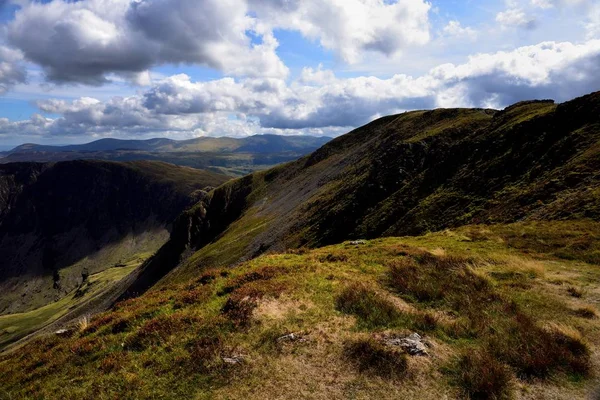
0, 256, 144, 350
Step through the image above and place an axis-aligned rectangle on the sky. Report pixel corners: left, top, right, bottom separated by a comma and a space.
0, 0, 599, 147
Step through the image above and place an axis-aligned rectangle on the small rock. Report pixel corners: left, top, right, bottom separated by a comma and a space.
55, 329, 71, 337
384, 333, 429, 356
277, 333, 307, 343
350, 240, 367, 245
222, 356, 244, 365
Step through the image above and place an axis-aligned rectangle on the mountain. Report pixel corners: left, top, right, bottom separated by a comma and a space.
125, 93, 600, 291
0, 135, 333, 176
6, 135, 332, 154
1, 92, 600, 399
0, 160, 229, 347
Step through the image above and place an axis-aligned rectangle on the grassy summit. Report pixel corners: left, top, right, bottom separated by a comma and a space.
1, 220, 598, 399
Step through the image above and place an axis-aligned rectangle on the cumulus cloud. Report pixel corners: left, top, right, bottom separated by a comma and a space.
5, 0, 431, 84
249, 0, 432, 63
7, 0, 288, 84
0, 45, 26, 94
586, 4, 600, 39
498, 0, 598, 32
442, 21, 477, 39
4, 38, 597, 140
496, 7, 537, 30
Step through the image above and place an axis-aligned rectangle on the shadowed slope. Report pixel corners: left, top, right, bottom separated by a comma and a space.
0, 160, 229, 315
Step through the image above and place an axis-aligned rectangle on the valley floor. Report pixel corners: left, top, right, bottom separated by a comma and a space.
1, 220, 599, 399
0, 254, 148, 351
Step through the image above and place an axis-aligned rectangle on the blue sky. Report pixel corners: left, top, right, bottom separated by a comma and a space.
0, 0, 599, 147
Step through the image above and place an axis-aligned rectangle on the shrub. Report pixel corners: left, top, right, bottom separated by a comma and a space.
109, 317, 131, 334
388, 253, 492, 309
123, 313, 200, 351
221, 293, 259, 329
336, 283, 401, 328
319, 253, 348, 263
454, 350, 513, 400
343, 337, 408, 379
83, 313, 116, 334
70, 337, 102, 357
186, 321, 226, 373
412, 311, 439, 332
390, 253, 591, 379
196, 271, 217, 286
99, 352, 127, 373
174, 288, 209, 309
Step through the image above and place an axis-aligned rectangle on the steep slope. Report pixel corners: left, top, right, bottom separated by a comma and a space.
133, 92, 600, 287
0, 160, 229, 317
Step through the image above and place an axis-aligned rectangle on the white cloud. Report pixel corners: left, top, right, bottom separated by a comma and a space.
6, 0, 288, 84
0, 45, 26, 94
496, 7, 537, 30
3, 38, 597, 141
442, 21, 477, 39
586, 4, 600, 39
249, 0, 432, 63
4, 0, 432, 84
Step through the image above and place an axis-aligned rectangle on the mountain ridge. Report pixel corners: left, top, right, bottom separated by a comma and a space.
123, 92, 600, 292
0, 135, 333, 176
5, 134, 332, 155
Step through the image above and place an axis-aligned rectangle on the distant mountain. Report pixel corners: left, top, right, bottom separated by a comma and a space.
0, 135, 332, 176
5, 135, 331, 154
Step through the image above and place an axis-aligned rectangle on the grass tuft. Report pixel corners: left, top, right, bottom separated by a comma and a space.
574, 306, 597, 319
567, 286, 584, 298
453, 350, 514, 400
335, 283, 401, 329
343, 337, 408, 379
219, 266, 280, 296
123, 313, 200, 351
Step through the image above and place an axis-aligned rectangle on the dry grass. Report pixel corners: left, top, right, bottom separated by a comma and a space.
76, 315, 90, 332
343, 337, 408, 379
574, 306, 598, 319
567, 286, 585, 298
453, 350, 514, 400
0, 223, 598, 400
389, 252, 592, 381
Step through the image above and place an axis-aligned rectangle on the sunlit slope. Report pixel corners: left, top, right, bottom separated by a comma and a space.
1, 221, 598, 399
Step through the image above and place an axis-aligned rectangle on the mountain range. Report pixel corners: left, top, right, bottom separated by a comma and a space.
0, 135, 332, 176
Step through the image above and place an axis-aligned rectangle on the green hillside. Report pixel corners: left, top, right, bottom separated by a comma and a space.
1, 220, 598, 399
132, 93, 600, 289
